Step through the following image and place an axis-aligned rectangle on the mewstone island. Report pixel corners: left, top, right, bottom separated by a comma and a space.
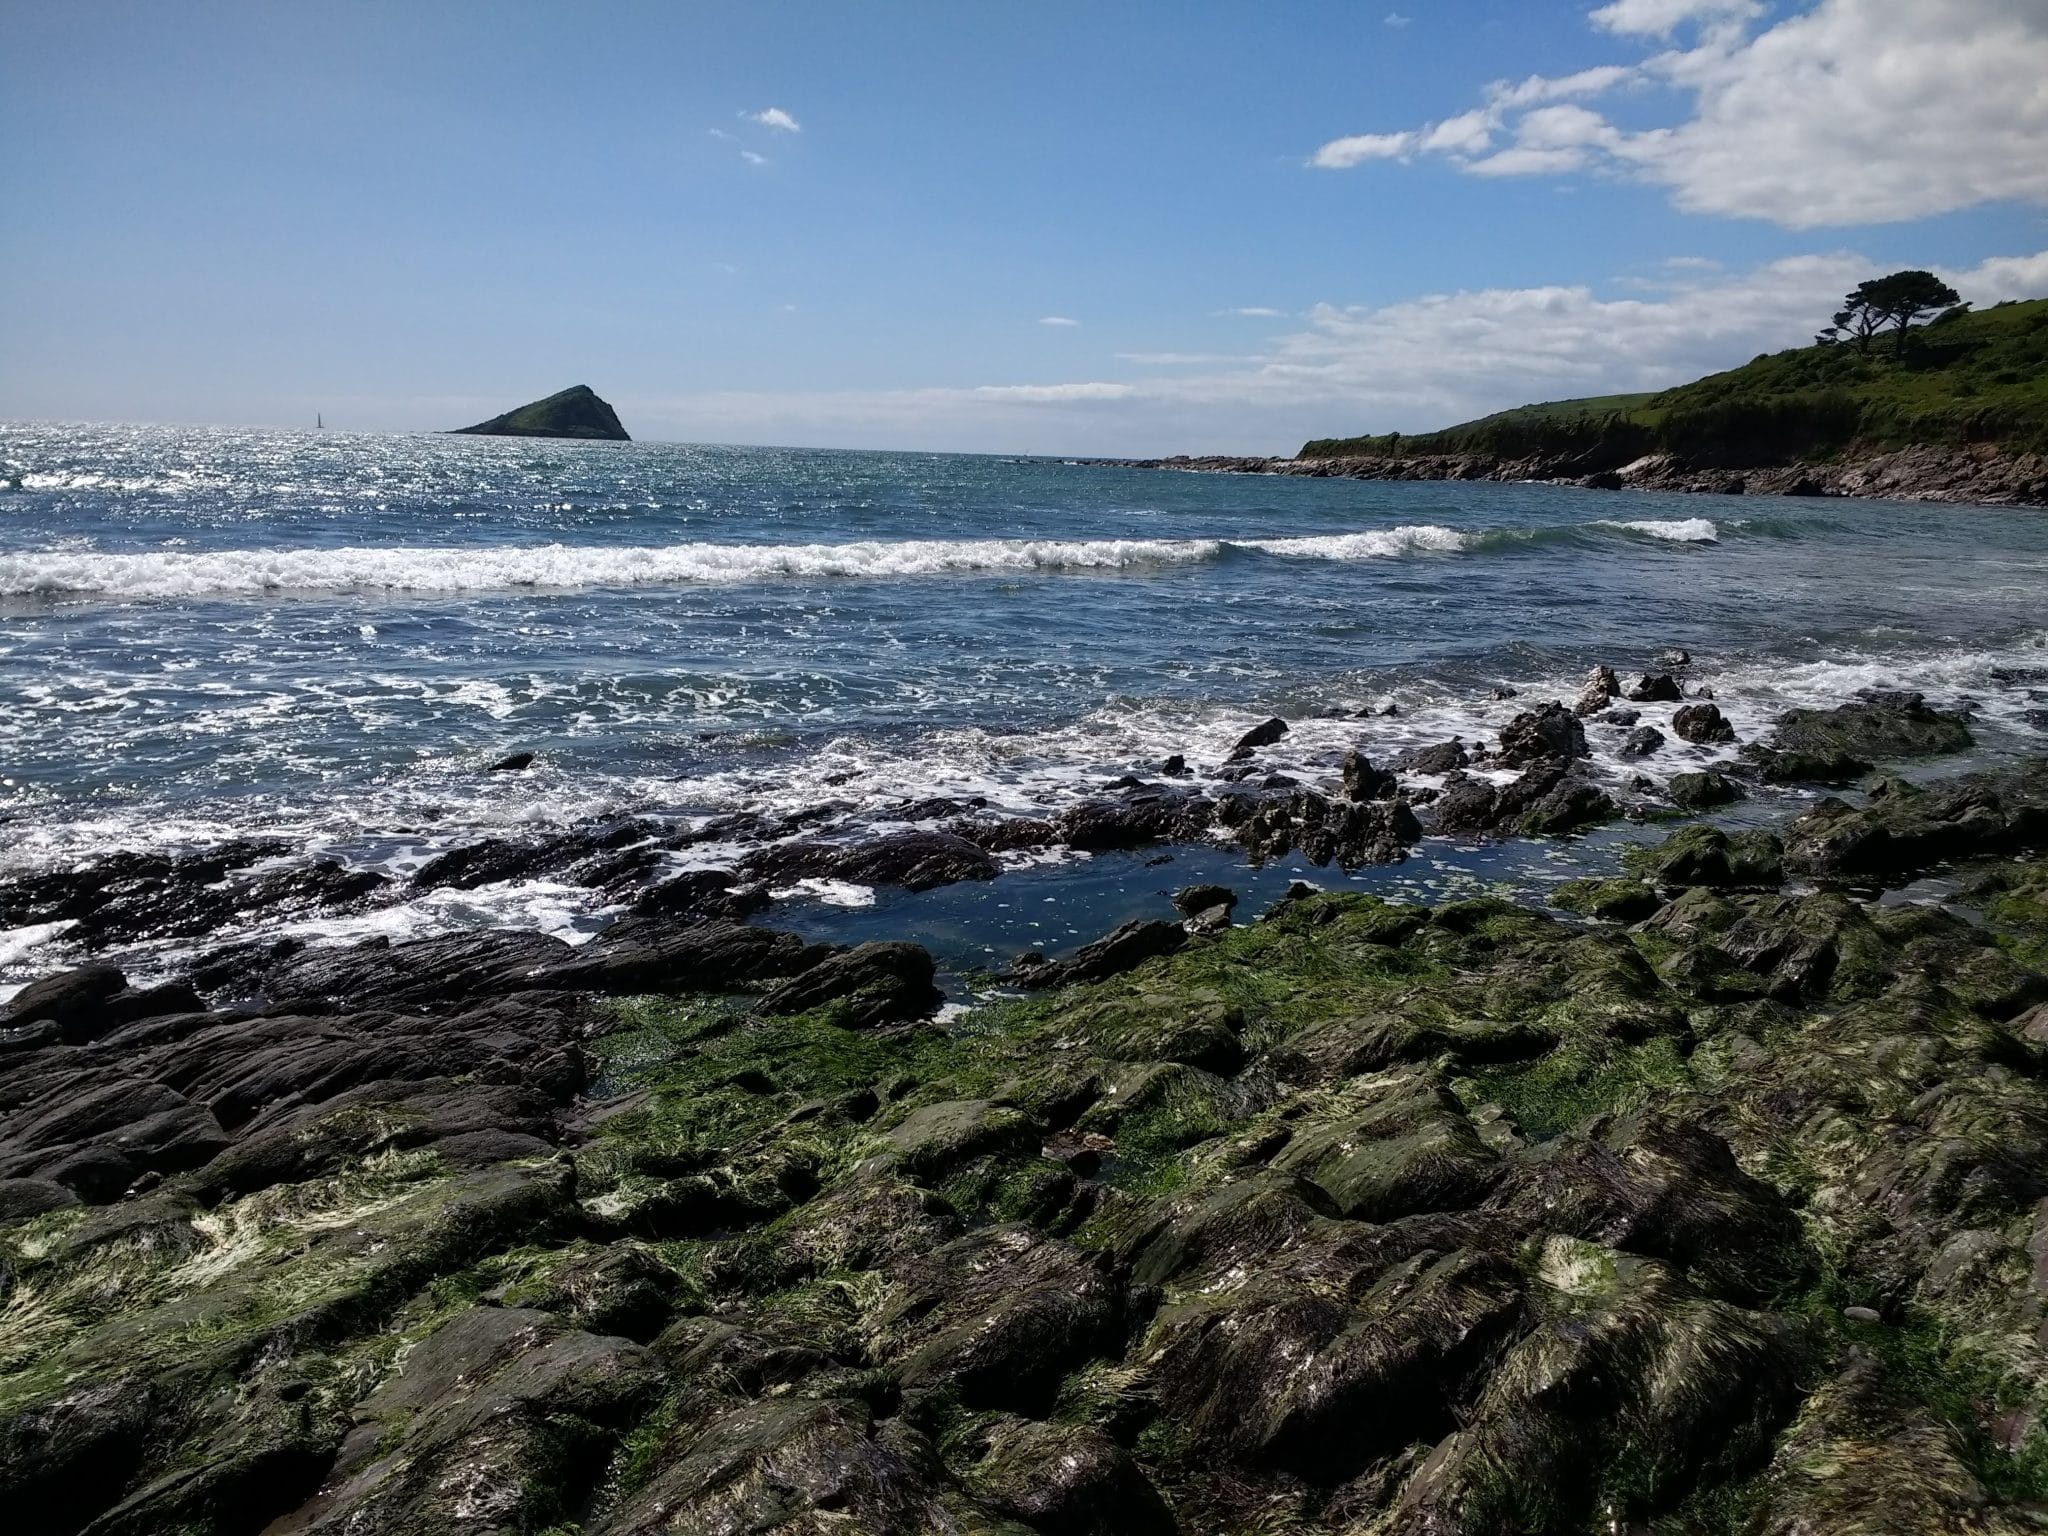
6, 6, 2048, 1536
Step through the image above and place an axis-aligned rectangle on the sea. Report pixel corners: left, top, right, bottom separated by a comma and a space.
4, 421, 2047, 991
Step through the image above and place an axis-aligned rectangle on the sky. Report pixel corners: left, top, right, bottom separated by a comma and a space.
2, 0, 2045, 455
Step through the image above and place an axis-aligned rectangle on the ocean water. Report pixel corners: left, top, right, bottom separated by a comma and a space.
4, 421, 2047, 983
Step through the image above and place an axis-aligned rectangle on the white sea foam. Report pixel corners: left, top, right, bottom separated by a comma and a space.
1599, 518, 1720, 543
0, 523, 1512, 601
1242, 526, 1471, 560
0, 537, 1225, 599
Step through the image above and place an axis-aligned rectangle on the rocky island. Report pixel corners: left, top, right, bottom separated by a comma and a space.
5, 667, 2048, 1534
453, 385, 631, 442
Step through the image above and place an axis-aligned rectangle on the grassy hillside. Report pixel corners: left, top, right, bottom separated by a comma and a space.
1301, 297, 2048, 463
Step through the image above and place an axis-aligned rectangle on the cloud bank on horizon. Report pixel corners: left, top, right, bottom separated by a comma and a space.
1309, 0, 2048, 228
629, 245, 2048, 454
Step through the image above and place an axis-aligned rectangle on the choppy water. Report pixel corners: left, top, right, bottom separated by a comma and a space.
3, 421, 2046, 982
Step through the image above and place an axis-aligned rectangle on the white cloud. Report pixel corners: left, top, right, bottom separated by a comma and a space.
1038, 315, 1081, 327
1384, 11, 1412, 26
1115, 352, 1261, 365
1310, 0, 2048, 228
623, 247, 2046, 454
974, 382, 1133, 402
707, 127, 736, 141
1309, 131, 1417, 169
740, 150, 768, 166
1589, 0, 1760, 36
1219, 307, 1285, 317
746, 107, 801, 133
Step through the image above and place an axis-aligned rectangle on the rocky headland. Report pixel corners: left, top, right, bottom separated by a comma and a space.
6, 671, 2048, 1533
1107, 443, 2048, 507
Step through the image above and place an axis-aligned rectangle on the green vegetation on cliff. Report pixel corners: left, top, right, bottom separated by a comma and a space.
453, 384, 631, 441
1302, 296, 2048, 463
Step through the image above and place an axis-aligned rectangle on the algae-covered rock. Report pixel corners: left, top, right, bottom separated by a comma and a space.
1267, 1069, 1501, 1221
1628, 824, 1785, 888
1553, 877, 1661, 921
968, 1415, 1175, 1536
1768, 690, 1973, 762
1669, 767, 1743, 807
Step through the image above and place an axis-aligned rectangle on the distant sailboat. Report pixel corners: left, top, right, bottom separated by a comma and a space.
317, 413, 324, 430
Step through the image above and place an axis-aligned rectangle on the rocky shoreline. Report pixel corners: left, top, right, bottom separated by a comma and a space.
1105, 442, 2048, 507
6, 674, 2048, 1533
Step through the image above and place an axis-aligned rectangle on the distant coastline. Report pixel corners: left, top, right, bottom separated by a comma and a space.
1098, 441, 2048, 508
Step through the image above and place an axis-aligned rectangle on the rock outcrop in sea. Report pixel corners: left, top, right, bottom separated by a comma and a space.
452, 384, 631, 441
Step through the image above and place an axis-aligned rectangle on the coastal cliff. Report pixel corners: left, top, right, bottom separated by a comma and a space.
453, 384, 631, 442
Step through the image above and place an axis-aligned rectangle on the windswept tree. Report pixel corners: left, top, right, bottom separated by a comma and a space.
1818, 269, 1964, 356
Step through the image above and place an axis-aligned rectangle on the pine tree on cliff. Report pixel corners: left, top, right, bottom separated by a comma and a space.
1818, 269, 1963, 357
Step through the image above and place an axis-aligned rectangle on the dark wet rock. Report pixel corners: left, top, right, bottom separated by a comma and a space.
1629, 825, 1785, 889
1669, 768, 1743, 808
0, 1176, 82, 1222
1628, 673, 1685, 703
1490, 685, 1520, 700
759, 940, 942, 1028
629, 866, 768, 923
1768, 691, 1972, 762
1341, 748, 1398, 802
1397, 738, 1470, 775
593, 1396, 946, 1536
947, 814, 1058, 854
1602, 706, 1641, 727
1057, 783, 1213, 851
1782, 761, 2048, 880
872, 1225, 1122, 1413
271, 1307, 662, 1534
487, 750, 535, 771
540, 918, 831, 994
744, 828, 999, 893
1497, 702, 1590, 766
1229, 716, 1290, 758
527, 1243, 684, 1342
1433, 762, 1618, 840
968, 1416, 1175, 1536
1222, 786, 1420, 867
1015, 918, 1187, 989
1553, 878, 1662, 922
244, 929, 575, 1012
1160, 752, 1189, 777
1740, 742, 1873, 785
1173, 884, 1237, 919
1672, 701, 1738, 744
1621, 725, 1665, 759
0, 964, 128, 1035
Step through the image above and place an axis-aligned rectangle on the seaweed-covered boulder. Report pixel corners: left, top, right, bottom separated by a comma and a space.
1669, 769, 1742, 808
1553, 878, 1661, 922
1015, 918, 1186, 989
759, 940, 942, 1028
1767, 691, 1972, 762
1629, 825, 1785, 889
1782, 765, 2048, 880
1267, 1069, 1501, 1220
883, 1098, 1041, 1182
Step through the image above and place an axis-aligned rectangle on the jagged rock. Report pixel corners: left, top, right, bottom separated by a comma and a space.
1015, 919, 1186, 988
744, 829, 999, 893
1229, 716, 1290, 758
1573, 665, 1623, 716
1173, 884, 1237, 919
1498, 703, 1590, 766
1673, 701, 1738, 744
1394, 739, 1467, 777
1222, 787, 1420, 867
1057, 783, 1212, 851
630, 867, 768, 923
527, 1244, 684, 1342
1621, 725, 1666, 759
1782, 762, 2048, 879
487, 750, 535, 771
1740, 743, 1873, 785
1342, 749, 1398, 801
759, 940, 942, 1028
1628, 673, 1685, 703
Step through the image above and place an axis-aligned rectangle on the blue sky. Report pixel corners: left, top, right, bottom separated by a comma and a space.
3, 0, 2044, 452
